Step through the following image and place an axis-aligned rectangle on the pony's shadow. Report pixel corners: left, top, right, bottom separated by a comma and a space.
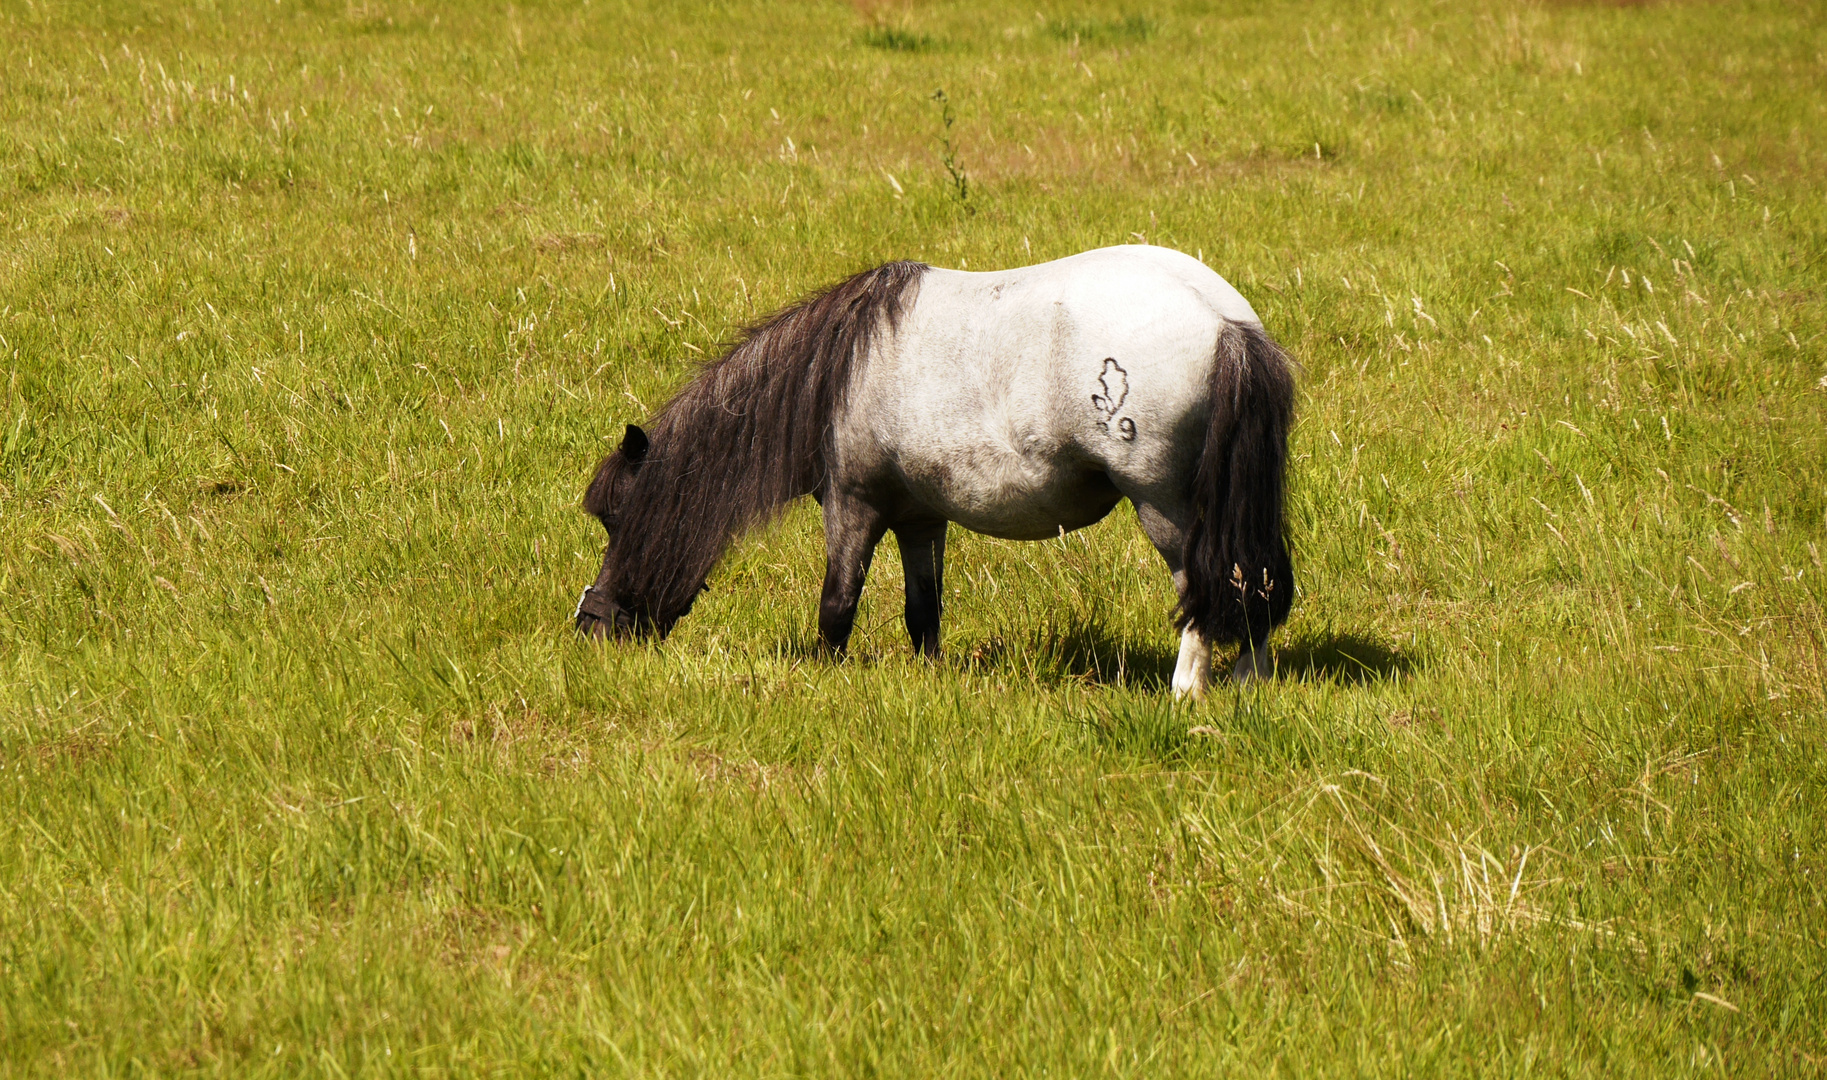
1020, 620, 1178, 691
1275, 630, 1412, 685
1036, 625, 1412, 689
770, 625, 1408, 688
768, 622, 1179, 690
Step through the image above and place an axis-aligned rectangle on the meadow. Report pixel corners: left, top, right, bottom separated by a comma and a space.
1, 0, 1824, 1074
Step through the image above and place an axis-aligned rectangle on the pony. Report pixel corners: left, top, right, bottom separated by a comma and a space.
575, 245, 1295, 697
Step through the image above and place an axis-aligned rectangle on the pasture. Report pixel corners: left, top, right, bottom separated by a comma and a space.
2, 0, 1824, 1073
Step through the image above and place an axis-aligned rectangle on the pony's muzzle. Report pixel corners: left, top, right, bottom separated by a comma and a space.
574, 585, 660, 640
574, 586, 617, 639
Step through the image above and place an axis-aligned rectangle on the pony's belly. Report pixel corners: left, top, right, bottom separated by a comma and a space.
916, 466, 1122, 541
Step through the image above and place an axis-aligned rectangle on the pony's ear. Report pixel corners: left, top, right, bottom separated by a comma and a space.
620, 424, 649, 464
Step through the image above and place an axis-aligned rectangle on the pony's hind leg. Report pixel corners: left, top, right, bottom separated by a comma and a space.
893, 520, 948, 658
1130, 501, 1211, 699
1131, 498, 1280, 693
1230, 638, 1274, 682
818, 492, 890, 655
1172, 625, 1213, 699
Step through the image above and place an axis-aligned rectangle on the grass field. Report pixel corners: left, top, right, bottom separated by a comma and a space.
2, 0, 1825, 1074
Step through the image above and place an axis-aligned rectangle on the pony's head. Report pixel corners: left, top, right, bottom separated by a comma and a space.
576, 424, 655, 639
570, 259, 925, 644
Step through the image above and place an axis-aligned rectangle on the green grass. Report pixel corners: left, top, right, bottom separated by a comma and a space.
861, 25, 939, 53
2, 0, 1825, 1074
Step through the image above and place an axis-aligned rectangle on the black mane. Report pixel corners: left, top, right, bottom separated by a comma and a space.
583, 260, 927, 634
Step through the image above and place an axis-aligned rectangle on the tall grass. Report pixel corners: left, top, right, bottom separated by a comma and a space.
1, 0, 1823, 1074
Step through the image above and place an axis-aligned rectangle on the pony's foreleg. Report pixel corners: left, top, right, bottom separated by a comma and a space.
817, 494, 889, 655
893, 521, 947, 658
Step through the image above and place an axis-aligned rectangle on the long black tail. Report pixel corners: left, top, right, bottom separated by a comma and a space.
1177, 321, 1296, 645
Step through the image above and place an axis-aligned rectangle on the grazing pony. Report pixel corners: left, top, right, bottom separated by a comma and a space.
576, 245, 1295, 696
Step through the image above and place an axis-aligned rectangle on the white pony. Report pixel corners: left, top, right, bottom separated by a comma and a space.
577, 246, 1295, 697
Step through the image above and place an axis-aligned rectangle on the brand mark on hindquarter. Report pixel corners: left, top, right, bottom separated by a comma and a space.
1092, 358, 1136, 440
